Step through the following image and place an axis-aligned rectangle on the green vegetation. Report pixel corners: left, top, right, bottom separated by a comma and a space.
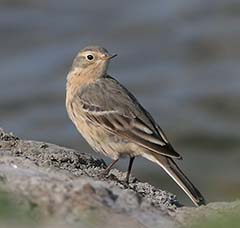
189, 210, 240, 228
0, 190, 40, 227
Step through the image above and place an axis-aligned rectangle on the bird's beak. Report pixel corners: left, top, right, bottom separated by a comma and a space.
102, 54, 117, 60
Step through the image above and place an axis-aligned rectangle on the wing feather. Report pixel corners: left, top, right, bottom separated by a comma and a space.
75, 76, 181, 159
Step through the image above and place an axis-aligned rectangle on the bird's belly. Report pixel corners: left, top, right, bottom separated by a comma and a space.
66, 99, 142, 159
74, 118, 141, 159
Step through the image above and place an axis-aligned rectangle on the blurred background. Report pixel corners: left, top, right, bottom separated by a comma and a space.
0, 0, 240, 206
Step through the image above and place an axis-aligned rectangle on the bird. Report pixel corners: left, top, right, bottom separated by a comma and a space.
66, 45, 206, 207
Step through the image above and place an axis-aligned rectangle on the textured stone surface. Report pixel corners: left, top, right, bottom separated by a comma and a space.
0, 128, 239, 228
0, 128, 178, 227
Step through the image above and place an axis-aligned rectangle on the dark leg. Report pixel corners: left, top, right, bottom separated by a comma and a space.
99, 158, 119, 177
125, 156, 135, 183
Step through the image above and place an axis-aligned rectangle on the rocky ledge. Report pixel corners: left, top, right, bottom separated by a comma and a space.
0, 128, 239, 228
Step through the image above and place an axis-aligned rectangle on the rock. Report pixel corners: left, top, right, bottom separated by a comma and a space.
0, 128, 177, 227
0, 128, 239, 228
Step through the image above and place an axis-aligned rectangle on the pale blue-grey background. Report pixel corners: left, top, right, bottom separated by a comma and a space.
1, 0, 240, 205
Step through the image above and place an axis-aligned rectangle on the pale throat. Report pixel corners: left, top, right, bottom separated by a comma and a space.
66, 63, 108, 96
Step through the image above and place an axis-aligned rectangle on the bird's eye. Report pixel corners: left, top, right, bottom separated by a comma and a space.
87, 55, 94, 60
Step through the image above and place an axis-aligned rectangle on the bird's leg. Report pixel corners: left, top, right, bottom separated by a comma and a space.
99, 158, 119, 178
125, 156, 135, 184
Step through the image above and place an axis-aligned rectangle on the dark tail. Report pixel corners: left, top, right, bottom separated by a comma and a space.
144, 153, 206, 206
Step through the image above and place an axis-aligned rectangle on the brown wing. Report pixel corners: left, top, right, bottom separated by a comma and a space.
75, 76, 181, 159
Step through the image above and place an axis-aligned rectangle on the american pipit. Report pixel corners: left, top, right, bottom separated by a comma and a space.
66, 45, 205, 206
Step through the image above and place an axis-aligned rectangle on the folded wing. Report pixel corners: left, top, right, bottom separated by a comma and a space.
75, 77, 181, 159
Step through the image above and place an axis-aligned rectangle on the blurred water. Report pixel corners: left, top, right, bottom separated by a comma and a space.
1, 0, 240, 205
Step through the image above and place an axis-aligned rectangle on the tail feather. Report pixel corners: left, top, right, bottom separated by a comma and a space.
143, 153, 206, 206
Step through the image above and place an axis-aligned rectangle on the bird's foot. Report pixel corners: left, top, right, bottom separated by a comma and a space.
97, 158, 119, 180
123, 174, 130, 185
97, 169, 110, 179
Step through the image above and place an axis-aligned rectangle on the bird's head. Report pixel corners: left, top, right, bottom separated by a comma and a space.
70, 45, 117, 79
